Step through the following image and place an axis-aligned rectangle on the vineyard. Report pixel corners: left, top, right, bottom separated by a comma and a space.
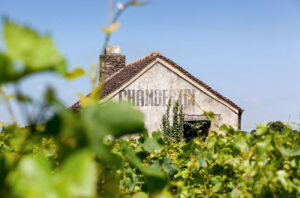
1, 97, 300, 197
0, 3, 300, 198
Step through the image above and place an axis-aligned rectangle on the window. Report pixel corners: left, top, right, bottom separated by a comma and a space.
183, 120, 211, 142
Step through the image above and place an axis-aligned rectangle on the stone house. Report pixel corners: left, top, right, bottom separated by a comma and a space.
72, 46, 243, 136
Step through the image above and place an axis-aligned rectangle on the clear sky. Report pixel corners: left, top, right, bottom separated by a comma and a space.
0, 0, 300, 130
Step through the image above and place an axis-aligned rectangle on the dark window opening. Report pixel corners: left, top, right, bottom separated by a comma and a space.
183, 120, 211, 142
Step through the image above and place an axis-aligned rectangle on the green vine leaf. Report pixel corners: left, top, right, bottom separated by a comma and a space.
3, 20, 66, 76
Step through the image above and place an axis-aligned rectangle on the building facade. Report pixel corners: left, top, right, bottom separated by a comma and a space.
72, 46, 243, 135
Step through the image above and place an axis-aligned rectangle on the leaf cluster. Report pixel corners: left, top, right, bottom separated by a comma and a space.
117, 123, 300, 198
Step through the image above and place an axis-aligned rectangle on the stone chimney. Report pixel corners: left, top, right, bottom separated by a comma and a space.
100, 46, 126, 80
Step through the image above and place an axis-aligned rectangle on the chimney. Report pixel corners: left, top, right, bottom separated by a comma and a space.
100, 46, 126, 80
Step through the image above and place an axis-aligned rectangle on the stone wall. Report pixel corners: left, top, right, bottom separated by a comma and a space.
111, 62, 239, 134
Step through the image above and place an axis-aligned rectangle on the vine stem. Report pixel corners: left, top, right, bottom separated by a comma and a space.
13, 84, 32, 127
98, 1, 136, 83
4, 95, 17, 123
0, 85, 17, 123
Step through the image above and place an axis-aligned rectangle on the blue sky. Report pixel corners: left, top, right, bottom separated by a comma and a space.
0, 0, 300, 130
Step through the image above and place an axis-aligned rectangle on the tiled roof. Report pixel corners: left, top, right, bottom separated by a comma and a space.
70, 52, 243, 113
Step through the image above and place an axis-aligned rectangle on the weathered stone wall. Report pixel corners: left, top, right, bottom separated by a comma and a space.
111, 62, 239, 134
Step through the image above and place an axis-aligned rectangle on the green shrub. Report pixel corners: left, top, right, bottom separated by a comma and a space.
118, 123, 300, 197
161, 99, 184, 143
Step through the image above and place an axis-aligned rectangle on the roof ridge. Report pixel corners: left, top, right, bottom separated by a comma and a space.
125, 51, 161, 67
104, 51, 160, 82
156, 55, 243, 112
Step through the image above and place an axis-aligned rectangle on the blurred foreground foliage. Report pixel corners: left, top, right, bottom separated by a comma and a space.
0, 15, 300, 198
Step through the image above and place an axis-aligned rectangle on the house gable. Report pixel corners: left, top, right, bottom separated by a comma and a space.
70, 51, 242, 132
101, 55, 241, 114
110, 61, 241, 132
